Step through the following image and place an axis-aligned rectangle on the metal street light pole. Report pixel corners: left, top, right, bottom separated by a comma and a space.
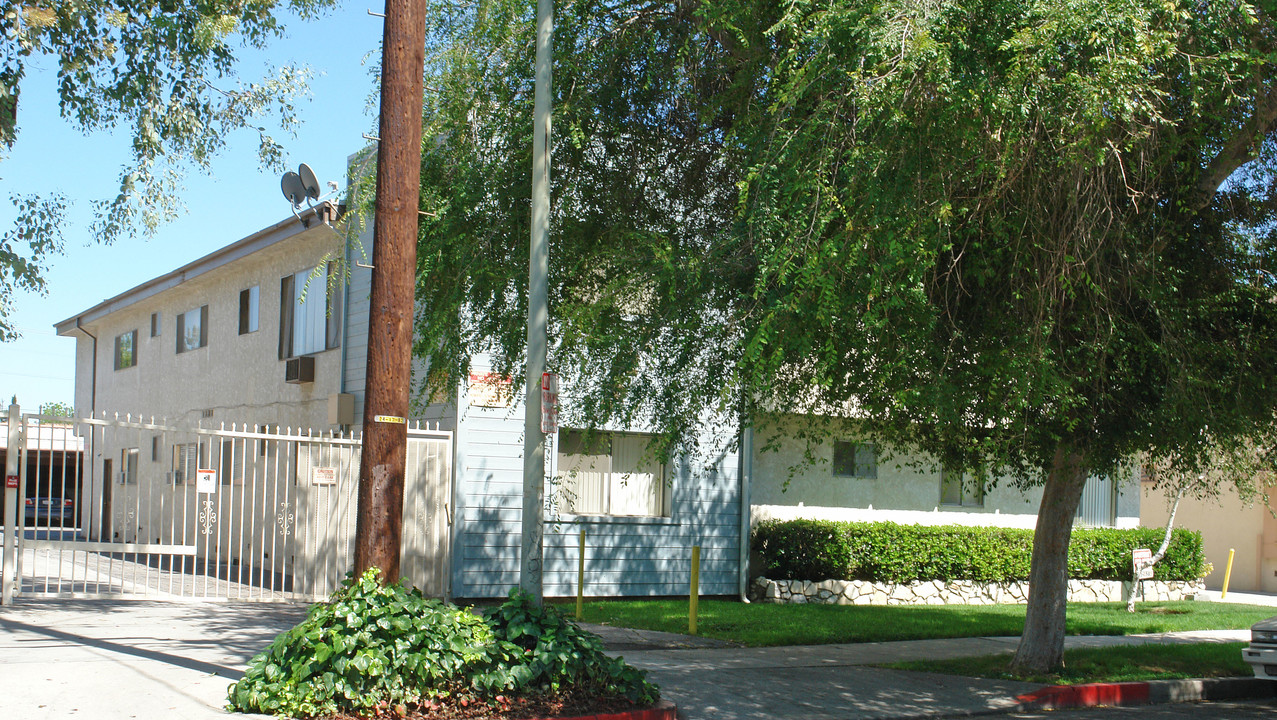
521, 0, 553, 604
353, 0, 428, 584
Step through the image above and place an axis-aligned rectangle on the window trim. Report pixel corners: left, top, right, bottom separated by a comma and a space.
278, 263, 342, 360
555, 429, 671, 518
121, 447, 138, 484
239, 286, 260, 335
832, 441, 877, 479
113, 329, 137, 370
171, 441, 205, 485
175, 305, 209, 354
940, 468, 985, 508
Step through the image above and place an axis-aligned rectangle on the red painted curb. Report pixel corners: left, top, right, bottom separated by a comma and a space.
1017, 682, 1150, 710
521, 699, 677, 720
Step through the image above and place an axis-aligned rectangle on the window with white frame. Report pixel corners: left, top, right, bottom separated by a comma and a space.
832, 441, 877, 479
176, 305, 208, 353
940, 468, 984, 507
114, 330, 137, 370
556, 430, 669, 517
279, 263, 342, 359
239, 286, 259, 335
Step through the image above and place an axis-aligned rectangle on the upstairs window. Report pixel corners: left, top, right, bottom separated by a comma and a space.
114, 330, 137, 370
150, 312, 161, 337
239, 286, 259, 335
557, 430, 669, 517
176, 305, 208, 353
279, 263, 342, 359
833, 441, 877, 479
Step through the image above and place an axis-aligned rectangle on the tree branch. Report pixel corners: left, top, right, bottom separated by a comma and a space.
1193, 85, 1277, 211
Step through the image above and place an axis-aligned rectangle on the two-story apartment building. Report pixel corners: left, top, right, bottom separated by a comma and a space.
55, 203, 747, 600
54, 203, 1136, 600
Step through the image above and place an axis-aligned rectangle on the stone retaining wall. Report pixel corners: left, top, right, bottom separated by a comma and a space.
751, 576, 1205, 605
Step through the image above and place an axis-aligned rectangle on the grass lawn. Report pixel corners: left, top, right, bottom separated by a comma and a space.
556, 598, 1273, 647
883, 641, 1252, 685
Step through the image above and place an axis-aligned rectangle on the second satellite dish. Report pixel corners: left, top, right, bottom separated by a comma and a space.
298, 163, 321, 201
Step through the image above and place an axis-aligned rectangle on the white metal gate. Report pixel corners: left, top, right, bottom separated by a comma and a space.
1, 410, 451, 603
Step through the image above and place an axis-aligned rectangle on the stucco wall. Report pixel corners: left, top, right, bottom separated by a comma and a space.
750, 415, 1139, 529
66, 220, 349, 432
1141, 481, 1277, 593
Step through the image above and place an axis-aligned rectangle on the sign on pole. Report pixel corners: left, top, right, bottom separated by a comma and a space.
541, 372, 559, 434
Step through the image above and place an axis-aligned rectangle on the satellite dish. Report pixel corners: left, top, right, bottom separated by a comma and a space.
281, 172, 306, 206
298, 163, 321, 201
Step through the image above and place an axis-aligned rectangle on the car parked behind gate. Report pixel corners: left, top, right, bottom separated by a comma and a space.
24, 496, 74, 526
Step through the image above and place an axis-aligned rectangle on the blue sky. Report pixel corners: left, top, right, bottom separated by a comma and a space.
0, 5, 386, 412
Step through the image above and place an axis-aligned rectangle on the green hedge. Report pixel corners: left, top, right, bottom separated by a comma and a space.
752, 519, 1205, 584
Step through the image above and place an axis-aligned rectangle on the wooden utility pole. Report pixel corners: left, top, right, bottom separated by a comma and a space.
353, 0, 428, 584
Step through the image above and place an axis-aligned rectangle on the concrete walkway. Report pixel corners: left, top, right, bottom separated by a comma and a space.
0, 598, 1267, 720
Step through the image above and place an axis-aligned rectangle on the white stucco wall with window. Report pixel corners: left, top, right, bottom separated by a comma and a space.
749, 414, 1139, 529
57, 205, 366, 433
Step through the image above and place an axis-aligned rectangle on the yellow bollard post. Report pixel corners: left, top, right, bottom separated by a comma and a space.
576, 528, 586, 619
689, 545, 701, 635
1221, 548, 1236, 599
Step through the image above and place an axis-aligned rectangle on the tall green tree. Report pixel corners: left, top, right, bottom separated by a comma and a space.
0, 0, 338, 339
414, 0, 1277, 672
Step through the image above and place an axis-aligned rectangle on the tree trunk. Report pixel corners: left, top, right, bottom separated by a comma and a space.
1010, 442, 1090, 673
1127, 486, 1185, 612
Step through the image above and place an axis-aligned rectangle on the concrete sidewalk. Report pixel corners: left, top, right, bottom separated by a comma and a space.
590, 627, 1252, 719
0, 598, 1265, 720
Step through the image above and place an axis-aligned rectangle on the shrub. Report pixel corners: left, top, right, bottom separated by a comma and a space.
227, 571, 658, 718
752, 520, 1204, 584
485, 588, 658, 703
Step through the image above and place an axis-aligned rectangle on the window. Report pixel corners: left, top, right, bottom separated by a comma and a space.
120, 447, 138, 484
557, 430, 668, 517
239, 286, 259, 335
219, 439, 244, 484
150, 312, 160, 338
940, 468, 984, 507
114, 330, 137, 370
833, 441, 877, 478
172, 442, 204, 485
151, 435, 160, 462
175, 305, 208, 353
279, 263, 342, 359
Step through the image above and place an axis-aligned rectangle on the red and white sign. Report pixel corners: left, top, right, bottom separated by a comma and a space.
196, 469, 217, 495
541, 372, 559, 434
1132, 548, 1154, 580
468, 372, 514, 408
312, 467, 337, 486
5, 474, 17, 489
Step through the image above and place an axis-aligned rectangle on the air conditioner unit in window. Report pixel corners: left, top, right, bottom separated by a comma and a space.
285, 355, 315, 384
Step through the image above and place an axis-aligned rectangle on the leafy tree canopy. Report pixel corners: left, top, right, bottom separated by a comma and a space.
0, 0, 338, 339
415, 0, 1277, 671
